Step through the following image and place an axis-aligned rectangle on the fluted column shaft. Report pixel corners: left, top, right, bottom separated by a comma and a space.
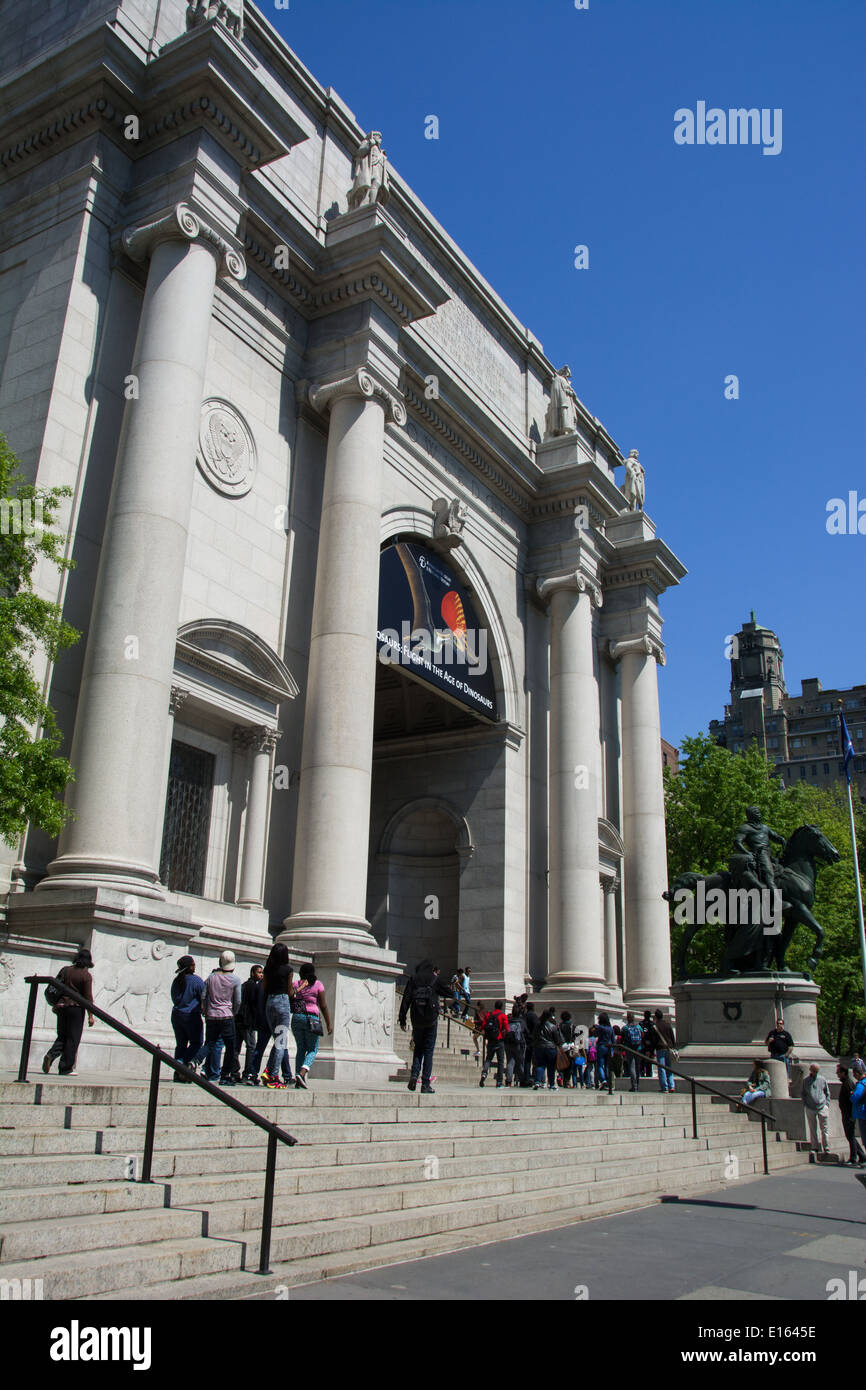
540, 572, 605, 987
283, 371, 405, 942
42, 207, 245, 898
603, 877, 619, 987
612, 636, 672, 1008
237, 728, 278, 908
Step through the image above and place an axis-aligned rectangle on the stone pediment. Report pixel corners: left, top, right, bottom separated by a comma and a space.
176, 619, 298, 706
598, 818, 625, 861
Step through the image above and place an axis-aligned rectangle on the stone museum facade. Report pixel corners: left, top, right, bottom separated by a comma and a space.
0, 0, 685, 1078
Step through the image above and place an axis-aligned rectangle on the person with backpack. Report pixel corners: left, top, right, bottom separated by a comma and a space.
169, 955, 205, 1081
42, 949, 95, 1077
479, 1000, 510, 1087
640, 1009, 655, 1077
585, 1027, 598, 1089
533, 1007, 562, 1091
574, 1034, 588, 1088
836, 1062, 866, 1166
595, 1011, 615, 1095
399, 959, 454, 1093
620, 1011, 644, 1092
504, 1001, 526, 1086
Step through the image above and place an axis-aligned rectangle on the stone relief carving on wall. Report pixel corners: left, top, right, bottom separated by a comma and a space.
0, 954, 15, 992
339, 977, 392, 1051
432, 496, 468, 548
97, 939, 174, 1026
197, 399, 257, 498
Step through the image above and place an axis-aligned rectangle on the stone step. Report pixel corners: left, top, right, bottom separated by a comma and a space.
0, 1204, 205, 1263
0, 1232, 246, 1301
0, 1179, 168, 1223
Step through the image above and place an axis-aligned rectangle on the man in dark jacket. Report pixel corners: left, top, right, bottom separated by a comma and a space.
399, 960, 453, 1094
236, 964, 263, 1083
522, 1003, 539, 1086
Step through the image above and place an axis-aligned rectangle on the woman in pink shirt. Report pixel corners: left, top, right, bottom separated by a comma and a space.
290, 962, 332, 1088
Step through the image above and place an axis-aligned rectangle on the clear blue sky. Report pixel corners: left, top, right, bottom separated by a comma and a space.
270, 0, 865, 747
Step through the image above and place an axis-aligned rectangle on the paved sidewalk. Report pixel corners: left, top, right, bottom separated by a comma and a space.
288, 1164, 866, 1301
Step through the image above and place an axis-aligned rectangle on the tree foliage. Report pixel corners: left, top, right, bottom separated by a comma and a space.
665, 733, 866, 1052
0, 433, 79, 846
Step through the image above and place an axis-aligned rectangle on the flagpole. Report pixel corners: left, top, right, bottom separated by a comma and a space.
846, 775, 866, 1017
838, 703, 866, 1016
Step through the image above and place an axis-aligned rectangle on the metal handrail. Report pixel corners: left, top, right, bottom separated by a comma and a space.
18, 974, 297, 1275
615, 1039, 778, 1174
394, 985, 478, 1049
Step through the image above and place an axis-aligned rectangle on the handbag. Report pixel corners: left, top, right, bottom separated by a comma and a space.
305, 1011, 324, 1037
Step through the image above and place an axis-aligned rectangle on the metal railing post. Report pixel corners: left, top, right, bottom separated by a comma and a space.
141, 1052, 161, 1182
691, 1078, 698, 1139
761, 1113, 769, 1175
258, 1131, 278, 1275
446, 1011, 451, 1047
17, 977, 39, 1083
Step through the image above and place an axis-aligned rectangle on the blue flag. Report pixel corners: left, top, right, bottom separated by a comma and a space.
840, 713, 855, 781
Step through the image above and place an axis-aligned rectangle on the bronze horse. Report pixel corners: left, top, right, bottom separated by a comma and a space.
665, 824, 840, 978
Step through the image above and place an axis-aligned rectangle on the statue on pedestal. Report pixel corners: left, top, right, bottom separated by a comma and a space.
544, 366, 578, 440
664, 816, 840, 979
347, 131, 390, 210
622, 449, 645, 510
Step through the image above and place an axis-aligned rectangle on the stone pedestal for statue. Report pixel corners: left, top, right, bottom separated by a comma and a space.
673, 973, 835, 1080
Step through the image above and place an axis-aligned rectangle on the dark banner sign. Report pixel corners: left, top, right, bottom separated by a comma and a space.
377, 541, 498, 721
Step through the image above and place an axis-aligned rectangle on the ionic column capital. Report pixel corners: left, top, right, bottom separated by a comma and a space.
308, 368, 406, 426
536, 569, 603, 608
122, 203, 247, 283
609, 633, 666, 666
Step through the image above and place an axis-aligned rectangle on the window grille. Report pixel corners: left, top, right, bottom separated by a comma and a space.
159, 741, 215, 895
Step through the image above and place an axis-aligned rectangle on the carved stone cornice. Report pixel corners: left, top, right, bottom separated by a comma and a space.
122, 203, 246, 282
609, 634, 666, 666
403, 386, 528, 514
308, 369, 406, 426
0, 97, 122, 171
536, 570, 603, 609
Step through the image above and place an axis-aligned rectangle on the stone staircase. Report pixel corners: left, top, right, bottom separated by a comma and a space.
0, 1075, 809, 1299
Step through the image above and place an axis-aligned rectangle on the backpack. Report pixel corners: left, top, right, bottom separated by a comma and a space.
483, 1011, 502, 1042
588, 1039, 597, 1061
44, 968, 68, 1010
412, 981, 435, 1013
623, 1023, 643, 1050
507, 1015, 524, 1045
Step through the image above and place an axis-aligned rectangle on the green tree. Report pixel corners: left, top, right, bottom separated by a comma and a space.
665, 732, 865, 1052
0, 433, 79, 845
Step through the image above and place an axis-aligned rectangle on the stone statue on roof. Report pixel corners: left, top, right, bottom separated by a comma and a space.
347, 131, 390, 210
544, 365, 578, 440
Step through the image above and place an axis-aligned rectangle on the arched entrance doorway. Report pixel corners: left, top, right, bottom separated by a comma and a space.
373, 798, 471, 970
